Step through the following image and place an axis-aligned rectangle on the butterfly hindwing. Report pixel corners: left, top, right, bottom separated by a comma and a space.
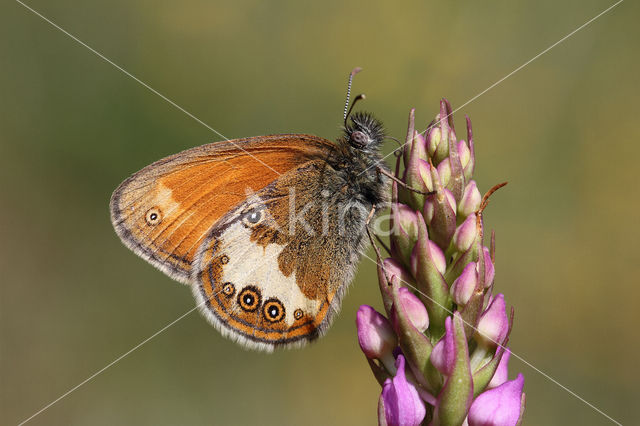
192, 159, 372, 351
109, 135, 334, 283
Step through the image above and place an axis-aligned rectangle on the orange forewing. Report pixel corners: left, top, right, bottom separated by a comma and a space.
110, 134, 335, 283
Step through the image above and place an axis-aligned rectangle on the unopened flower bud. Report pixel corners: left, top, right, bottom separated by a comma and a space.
391, 202, 419, 262
437, 158, 452, 187
395, 287, 429, 332
413, 131, 427, 153
475, 294, 509, 348
458, 140, 471, 170
423, 190, 456, 226
426, 125, 442, 159
451, 262, 478, 306
411, 240, 446, 277
458, 181, 481, 218
418, 159, 433, 192
356, 305, 397, 360
452, 214, 478, 252
395, 204, 419, 240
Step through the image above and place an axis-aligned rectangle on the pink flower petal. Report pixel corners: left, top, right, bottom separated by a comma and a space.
468, 374, 525, 426
380, 355, 426, 426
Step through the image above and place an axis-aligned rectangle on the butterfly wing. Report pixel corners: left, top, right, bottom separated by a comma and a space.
110, 134, 335, 283
192, 158, 372, 351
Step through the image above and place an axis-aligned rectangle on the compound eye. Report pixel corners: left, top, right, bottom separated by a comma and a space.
350, 130, 369, 147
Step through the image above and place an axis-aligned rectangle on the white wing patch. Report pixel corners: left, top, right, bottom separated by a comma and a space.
217, 220, 320, 326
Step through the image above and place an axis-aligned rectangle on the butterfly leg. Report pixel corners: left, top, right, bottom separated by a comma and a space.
374, 233, 391, 256
377, 167, 435, 196
365, 205, 394, 288
365, 205, 385, 265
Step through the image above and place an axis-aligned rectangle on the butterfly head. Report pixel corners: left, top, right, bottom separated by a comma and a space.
343, 111, 385, 152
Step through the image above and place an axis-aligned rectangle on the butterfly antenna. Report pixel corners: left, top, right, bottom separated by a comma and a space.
345, 94, 366, 125
343, 67, 362, 127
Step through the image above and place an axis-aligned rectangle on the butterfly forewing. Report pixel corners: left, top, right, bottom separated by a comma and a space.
110, 135, 334, 283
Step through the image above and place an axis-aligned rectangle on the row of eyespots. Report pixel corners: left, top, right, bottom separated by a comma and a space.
220, 282, 303, 323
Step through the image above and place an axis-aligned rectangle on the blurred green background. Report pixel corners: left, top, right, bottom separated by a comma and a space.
1, 0, 638, 424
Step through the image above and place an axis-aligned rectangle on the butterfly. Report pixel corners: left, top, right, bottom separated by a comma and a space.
110, 69, 396, 351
